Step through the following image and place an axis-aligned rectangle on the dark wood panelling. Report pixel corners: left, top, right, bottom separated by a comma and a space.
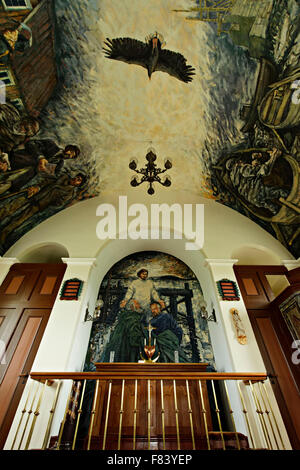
235, 265, 300, 449
234, 265, 288, 309
0, 263, 66, 448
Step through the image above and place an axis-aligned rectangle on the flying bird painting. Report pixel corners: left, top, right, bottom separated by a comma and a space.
103, 32, 196, 83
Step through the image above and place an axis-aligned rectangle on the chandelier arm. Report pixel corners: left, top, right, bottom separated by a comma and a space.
139, 175, 147, 183
156, 168, 167, 175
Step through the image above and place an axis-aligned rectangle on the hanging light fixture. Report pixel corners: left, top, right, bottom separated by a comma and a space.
129, 148, 172, 195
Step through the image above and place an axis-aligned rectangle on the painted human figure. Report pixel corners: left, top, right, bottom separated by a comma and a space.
150, 301, 183, 342
120, 268, 165, 322
0, 22, 32, 66
0, 173, 87, 245
149, 302, 189, 362
226, 147, 289, 214
0, 103, 40, 153
7, 139, 80, 191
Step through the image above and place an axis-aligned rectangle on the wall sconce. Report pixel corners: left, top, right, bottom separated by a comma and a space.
84, 298, 104, 322
201, 306, 217, 322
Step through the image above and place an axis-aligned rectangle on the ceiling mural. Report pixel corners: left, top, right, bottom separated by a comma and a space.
0, 0, 299, 256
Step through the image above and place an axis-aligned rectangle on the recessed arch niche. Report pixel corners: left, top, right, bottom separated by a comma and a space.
84, 250, 216, 369
231, 245, 289, 297
18, 243, 69, 264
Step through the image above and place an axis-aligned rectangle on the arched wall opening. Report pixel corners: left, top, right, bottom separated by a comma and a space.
4, 192, 294, 263
84, 249, 217, 368
18, 243, 69, 264
79, 235, 236, 375
231, 244, 283, 265
231, 244, 290, 296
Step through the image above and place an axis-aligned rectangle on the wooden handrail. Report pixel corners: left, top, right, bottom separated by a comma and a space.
30, 363, 267, 382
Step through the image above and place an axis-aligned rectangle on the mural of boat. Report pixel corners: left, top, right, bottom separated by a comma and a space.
213, 148, 300, 225
240, 58, 277, 133
258, 68, 300, 130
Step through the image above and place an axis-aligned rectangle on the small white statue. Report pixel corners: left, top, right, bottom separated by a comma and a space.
230, 308, 247, 345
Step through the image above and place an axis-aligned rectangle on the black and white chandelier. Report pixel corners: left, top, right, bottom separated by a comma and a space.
129, 148, 172, 195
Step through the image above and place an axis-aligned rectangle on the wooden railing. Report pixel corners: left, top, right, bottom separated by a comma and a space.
6, 363, 288, 451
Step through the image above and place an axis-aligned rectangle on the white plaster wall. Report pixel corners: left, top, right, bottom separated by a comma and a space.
4, 191, 294, 262
1, 193, 296, 449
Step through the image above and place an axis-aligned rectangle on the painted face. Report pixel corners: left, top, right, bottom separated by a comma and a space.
70, 176, 83, 186
252, 152, 263, 160
139, 270, 148, 280
150, 303, 160, 317
64, 149, 76, 159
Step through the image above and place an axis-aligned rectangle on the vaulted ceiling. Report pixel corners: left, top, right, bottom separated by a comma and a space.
0, 0, 299, 257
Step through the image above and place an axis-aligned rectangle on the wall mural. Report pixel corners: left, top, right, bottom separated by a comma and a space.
84, 251, 216, 369
0, 0, 299, 257
279, 293, 300, 342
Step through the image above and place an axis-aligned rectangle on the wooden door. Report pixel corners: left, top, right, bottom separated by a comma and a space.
248, 308, 300, 449
234, 265, 300, 449
0, 263, 66, 448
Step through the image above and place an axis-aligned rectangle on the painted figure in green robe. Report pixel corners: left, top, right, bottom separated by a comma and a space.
149, 302, 190, 363
101, 298, 191, 363
101, 300, 146, 362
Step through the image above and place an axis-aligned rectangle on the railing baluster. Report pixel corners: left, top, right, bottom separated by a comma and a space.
24, 369, 288, 452
147, 379, 151, 450
57, 381, 75, 451
249, 380, 271, 449
198, 380, 210, 450
211, 380, 226, 450
42, 380, 62, 450
133, 379, 138, 450
102, 380, 112, 450
25, 379, 48, 450
223, 380, 240, 450
160, 380, 166, 450
117, 379, 125, 450
262, 381, 285, 450
173, 380, 180, 450
18, 380, 40, 450
258, 381, 279, 450
11, 380, 34, 450
237, 381, 255, 449
72, 379, 86, 450
87, 379, 100, 451
185, 380, 195, 450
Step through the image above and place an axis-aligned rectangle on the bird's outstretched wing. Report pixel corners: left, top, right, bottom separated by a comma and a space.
156, 49, 196, 83
103, 37, 150, 69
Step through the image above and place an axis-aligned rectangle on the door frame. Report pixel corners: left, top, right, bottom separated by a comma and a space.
0, 263, 66, 449
234, 265, 300, 449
